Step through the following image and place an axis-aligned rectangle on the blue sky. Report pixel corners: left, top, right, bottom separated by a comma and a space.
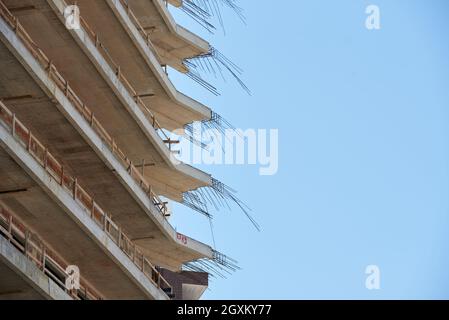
168, 0, 449, 299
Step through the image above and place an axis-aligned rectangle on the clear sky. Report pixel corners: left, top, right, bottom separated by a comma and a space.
168, 0, 449, 299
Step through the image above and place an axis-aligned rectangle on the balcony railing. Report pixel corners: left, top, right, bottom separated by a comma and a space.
0, 100, 173, 298
0, 0, 171, 219
70, 3, 174, 147
116, 0, 163, 62
0, 205, 102, 300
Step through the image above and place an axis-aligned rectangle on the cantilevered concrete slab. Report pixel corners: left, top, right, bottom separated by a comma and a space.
0, 236, 72, 300
0, 15, 213, 270
1, 0, 212, 201
126, 0, 210, 72
0, 136, 167, 299
31, 0, 210, 131
67, 0, 211, 129
161, 268, 208, 300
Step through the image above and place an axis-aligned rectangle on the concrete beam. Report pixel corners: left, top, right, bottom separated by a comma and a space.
0, 235, 73, 300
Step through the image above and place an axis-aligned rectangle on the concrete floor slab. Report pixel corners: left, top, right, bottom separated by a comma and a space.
0, 236, 73, 300
0, 26, 213, 269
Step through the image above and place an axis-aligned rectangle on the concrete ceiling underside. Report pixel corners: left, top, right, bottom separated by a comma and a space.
5, 0, 210, 132
1, 0, 211, 201
0, 149, 151, 299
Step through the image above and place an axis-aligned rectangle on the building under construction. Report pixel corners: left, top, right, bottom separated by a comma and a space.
0, 0, 248, 300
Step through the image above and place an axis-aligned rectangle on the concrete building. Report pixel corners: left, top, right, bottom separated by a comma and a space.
0, 0, 239, 300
